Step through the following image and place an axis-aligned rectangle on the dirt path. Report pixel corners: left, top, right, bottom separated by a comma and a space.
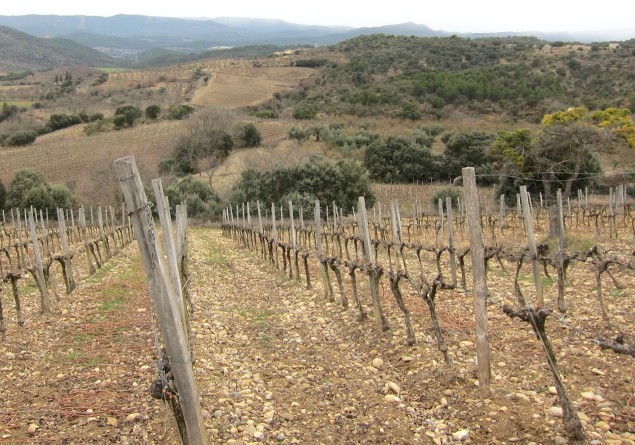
190, 228, 423, 444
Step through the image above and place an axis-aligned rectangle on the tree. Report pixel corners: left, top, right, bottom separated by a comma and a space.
167, 104, 195, 120
293, 102, 317, 119
440, 130, 495, 183
22, 183, 75, 214
165, 107, 237, 178
364, 136, 438, 183
7, 170, 45, 208
491, 107, 634, 234
145, 105, 161, 119
114, 105, 142, 127
5, 130, 37, 146
239, 123, 262, 147
163, 176, 222, 219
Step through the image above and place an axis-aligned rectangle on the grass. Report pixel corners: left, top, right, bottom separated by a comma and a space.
101, 297, 126, 311
2, 99, 34, 107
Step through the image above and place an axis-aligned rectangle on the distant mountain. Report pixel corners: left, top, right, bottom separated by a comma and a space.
0, 25, 115, 72
0, 14, 632, 70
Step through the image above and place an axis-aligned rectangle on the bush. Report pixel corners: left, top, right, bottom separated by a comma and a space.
292, 103, 317, 119
22, 183, 75, 214
5, 130, 37, 146
250, 109, 278, 119
167, 104, 195, 120
114, 105, 142, 127
432, 187, 462, 210
229, 158, 375, 217
47, 113, 82, 131
145, 105, 161, 119
89, 112, 104, 122
287, 126, 310, 143
239, 123, 262, 147
364, 136, 439, 183
163, 176, 222, 219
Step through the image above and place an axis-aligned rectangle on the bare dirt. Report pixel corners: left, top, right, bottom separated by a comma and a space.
1, 226, 633, 444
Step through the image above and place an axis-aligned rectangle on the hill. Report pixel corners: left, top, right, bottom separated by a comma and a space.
0, 25, 115, 73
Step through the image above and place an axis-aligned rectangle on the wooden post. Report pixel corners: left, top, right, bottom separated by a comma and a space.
315, 200, 333, 300
57, 208, 76, 294
113, 156, 206, 445
461, 167, 491, 397
29, 210, 51, 313
152, 179, 189, 349
556, 190, 567, 313
446, 196, 457, 288
358, 196, 389, 331
271, 204, 279, 270
520, 185, 544, 307
499, 194, 505, 232
79, 207, 95, 275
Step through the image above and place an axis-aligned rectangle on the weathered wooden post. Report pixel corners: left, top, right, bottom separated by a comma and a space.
57, 208, 76, 294
28, 210, 50, 313
315, 200, 333, 301
113, 156, 206, 445
520, 185, 544, 307
152, 179, 190, 350
358, 196, 389, 331
462, 167, 491, 397
446, 196, 457, 288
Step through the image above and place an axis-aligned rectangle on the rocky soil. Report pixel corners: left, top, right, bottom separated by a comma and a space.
1, 227, 633, 444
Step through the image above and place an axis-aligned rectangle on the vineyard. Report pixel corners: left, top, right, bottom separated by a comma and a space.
218, 172, 634, 444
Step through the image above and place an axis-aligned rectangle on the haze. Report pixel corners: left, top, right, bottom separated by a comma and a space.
3, 0, 634, 35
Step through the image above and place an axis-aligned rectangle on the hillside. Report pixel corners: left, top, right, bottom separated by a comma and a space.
259, 34, 635, 122
0, 25, 115, 73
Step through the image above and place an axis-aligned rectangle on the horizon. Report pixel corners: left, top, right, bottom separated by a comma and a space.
2, 0, 634, 38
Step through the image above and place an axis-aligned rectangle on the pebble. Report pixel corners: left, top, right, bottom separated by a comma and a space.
401, 356, 414, 363
140, 365, 151, 371
548, 406, 564, 418
27, 424, 38, 435
595, 420, 611, 431
107, 417, 118, 427
337, 343, 348, 351
581, 391, 596, 401
387, 381, 401, 394
125, 412, 141, 422
384, 394, 401, 403
555, 436, 568, 445
452, 429, 469, 441
372, 358, 384, 369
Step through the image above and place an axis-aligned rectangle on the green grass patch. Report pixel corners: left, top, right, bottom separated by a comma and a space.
101, 297, 126, 311
3, 99, 34, 107
609, 289, 624, 297
65, 351, 82, 360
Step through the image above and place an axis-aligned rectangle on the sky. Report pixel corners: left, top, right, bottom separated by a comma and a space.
2, 0, 634, 35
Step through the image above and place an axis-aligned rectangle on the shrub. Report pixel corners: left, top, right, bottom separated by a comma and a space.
292, 103, 317, 119
432, 187, 462, 210
163, 176, 222, 219
5, 130, 37, 146
145, 105, 161, 119
238, 123, 262, 148
47, 113, 82, 131
251, 109, 278, 119
167, 104, 195, 120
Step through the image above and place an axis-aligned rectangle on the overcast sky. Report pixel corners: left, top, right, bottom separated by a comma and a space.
3, 0, 634, 34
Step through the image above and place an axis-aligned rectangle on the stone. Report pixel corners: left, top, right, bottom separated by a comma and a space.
581, 391, 596, 401
548, 406, 564, 418
452, 429, 469, 441
125, 413, 141, 422
595, 420, 611, 431
372, 358, 384, 369
337, 343, 348, 351
384, 394, 401, 403
554, 436, 568, 445
27, 424, 38, 435
387, 382, 401, 394
401, 356, 414, 363
106, 417, 118, 427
